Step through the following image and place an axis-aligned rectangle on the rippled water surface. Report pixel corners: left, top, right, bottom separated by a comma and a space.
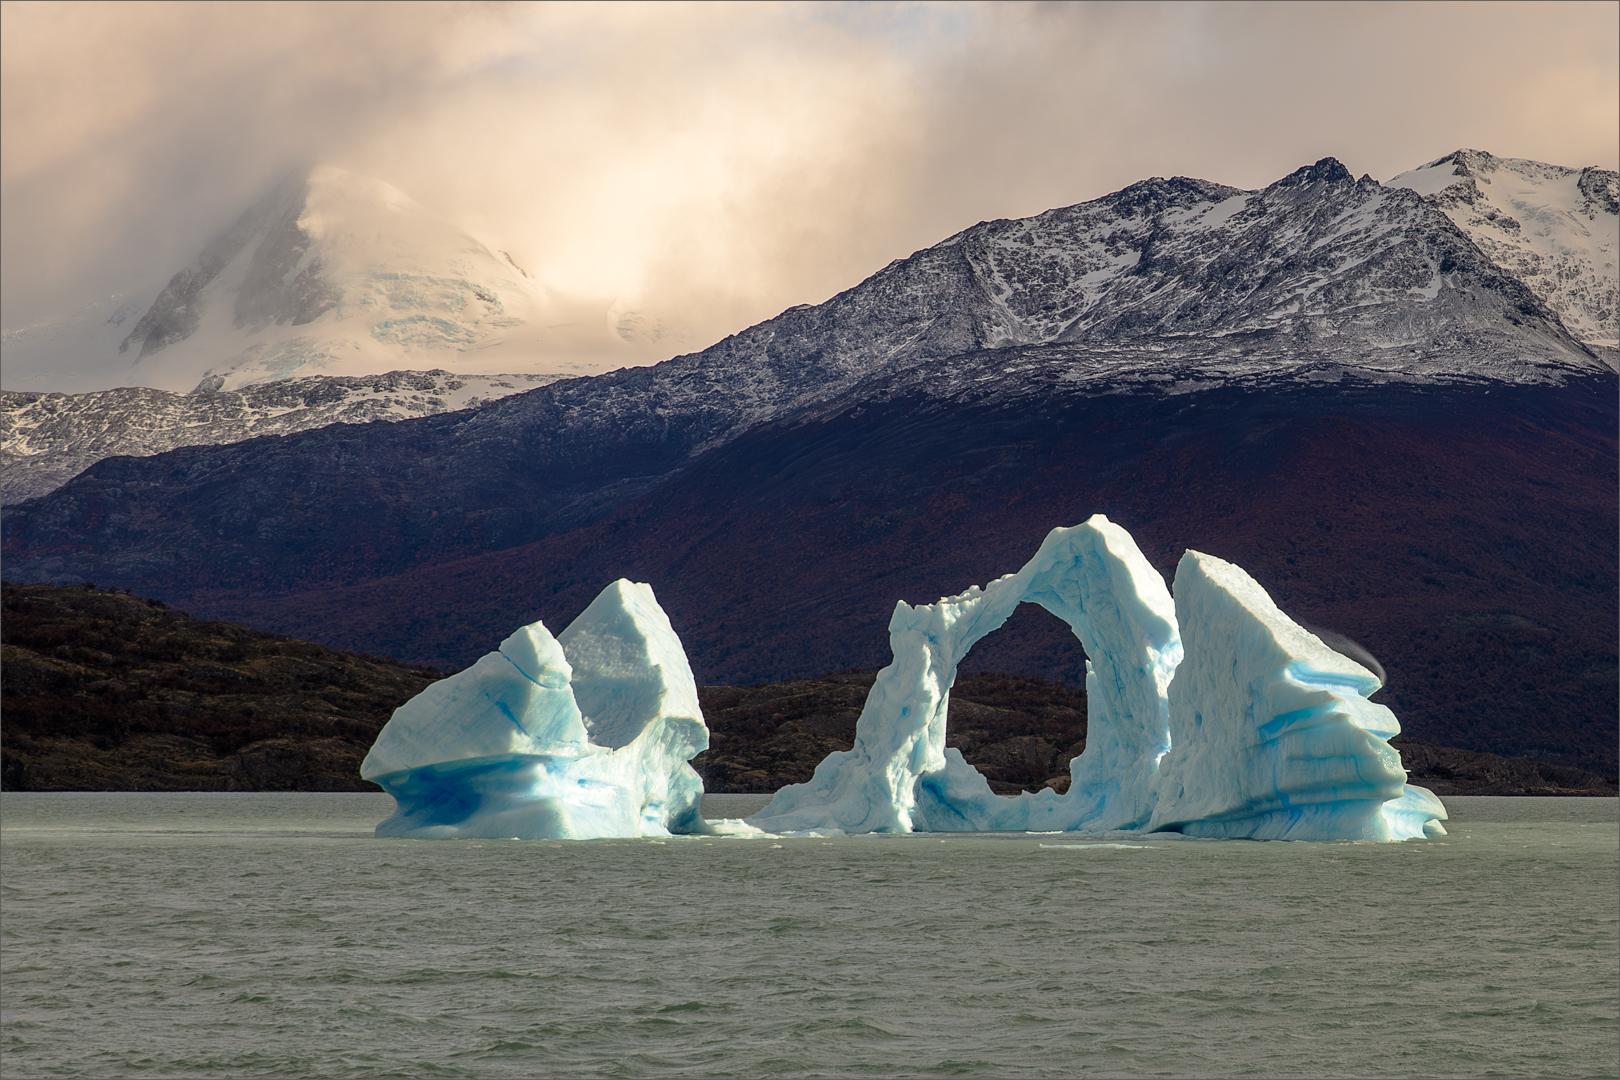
2, 794, 1615, 1078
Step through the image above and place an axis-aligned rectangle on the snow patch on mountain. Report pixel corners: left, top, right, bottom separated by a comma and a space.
0, 370, 561, 504
1391, 149, 1619, 347
547, 155, 1599, 461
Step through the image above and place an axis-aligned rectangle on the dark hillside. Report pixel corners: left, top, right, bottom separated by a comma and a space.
171, 376, 1618, 778
3, 583, 1609, 797
1, 583, 441, 790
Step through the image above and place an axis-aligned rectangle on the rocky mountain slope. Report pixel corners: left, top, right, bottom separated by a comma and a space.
0, 370, 560, 504
3, 152, 1614, 776
3, 156, 1602, 583
6, 583, 1609, 795
0, 165, 682, 394
1391, 149, 1619, 349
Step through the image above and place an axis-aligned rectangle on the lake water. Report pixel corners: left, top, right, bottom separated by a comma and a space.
1, 794, 1615, 1078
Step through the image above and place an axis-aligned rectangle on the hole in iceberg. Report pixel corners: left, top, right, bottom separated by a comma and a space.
950, 603, 1089, 795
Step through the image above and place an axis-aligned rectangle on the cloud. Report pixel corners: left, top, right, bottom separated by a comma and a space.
0, 1, 526, 324
2, 0, 1616, 376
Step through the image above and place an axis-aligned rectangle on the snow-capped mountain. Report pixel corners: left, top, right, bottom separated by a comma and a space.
535, 155, 1598, 453
3, 149, 1608, 503
0, 165, 685, 394
7, 151, 1610, 585
1390, 149, 1619, 348
0, 370, 560, 504
5, 152, 1616, 776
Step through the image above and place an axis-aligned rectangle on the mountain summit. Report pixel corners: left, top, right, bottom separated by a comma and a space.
110, 166, 546, 390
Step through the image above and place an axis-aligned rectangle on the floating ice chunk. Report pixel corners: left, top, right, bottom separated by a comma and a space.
359, 623, 587, 782
361, 580, 711, 839
749, 517, 1445, 842
560, 579, 710, 836
750, 514, 1183, 834
1148, 552, 1447, 841
365, 522, 1446, 843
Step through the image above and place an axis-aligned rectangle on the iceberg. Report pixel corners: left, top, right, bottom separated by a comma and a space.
748, 515, 1446, 841
1146, 551, 1447, 841
361, 579, 710, 839
361, 516, 1445, 842
748, 516, 1183, 835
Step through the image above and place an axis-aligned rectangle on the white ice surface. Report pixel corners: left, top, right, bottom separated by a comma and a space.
362, 522, 1447, 843
747, 516, 1446, 842
1147, 552, 1446, 841
361, 580, 710, 839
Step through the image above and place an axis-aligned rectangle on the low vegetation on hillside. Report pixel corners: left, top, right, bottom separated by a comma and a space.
2, 583, 440, 790
3, 583, 1612, 797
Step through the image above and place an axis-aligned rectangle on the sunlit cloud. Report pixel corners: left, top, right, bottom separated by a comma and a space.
2, 0, 1615, 378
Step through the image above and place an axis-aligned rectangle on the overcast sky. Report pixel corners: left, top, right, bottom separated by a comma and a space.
3, 0, 1616, 355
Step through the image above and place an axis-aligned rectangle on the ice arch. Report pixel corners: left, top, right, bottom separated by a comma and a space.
749, 515, 1184, 834
749, 515, 1447, 841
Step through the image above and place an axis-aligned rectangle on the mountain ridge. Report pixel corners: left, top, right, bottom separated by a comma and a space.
4, 153, 1610, 589
2, 151, 1614, 779
2, 149, 1609, 504
0, 370, 562, 504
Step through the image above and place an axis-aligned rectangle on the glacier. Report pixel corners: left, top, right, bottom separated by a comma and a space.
360, 579, 711, 839
362, 516, 1446, 842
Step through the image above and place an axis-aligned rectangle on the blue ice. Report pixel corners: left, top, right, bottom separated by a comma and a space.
363, 517, 1446, 842
747, 516, 1446, 842
361, 580, 710, 839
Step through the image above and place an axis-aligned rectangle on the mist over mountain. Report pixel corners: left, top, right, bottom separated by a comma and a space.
0, 165, 685, 394
6, 1, 1614, 389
